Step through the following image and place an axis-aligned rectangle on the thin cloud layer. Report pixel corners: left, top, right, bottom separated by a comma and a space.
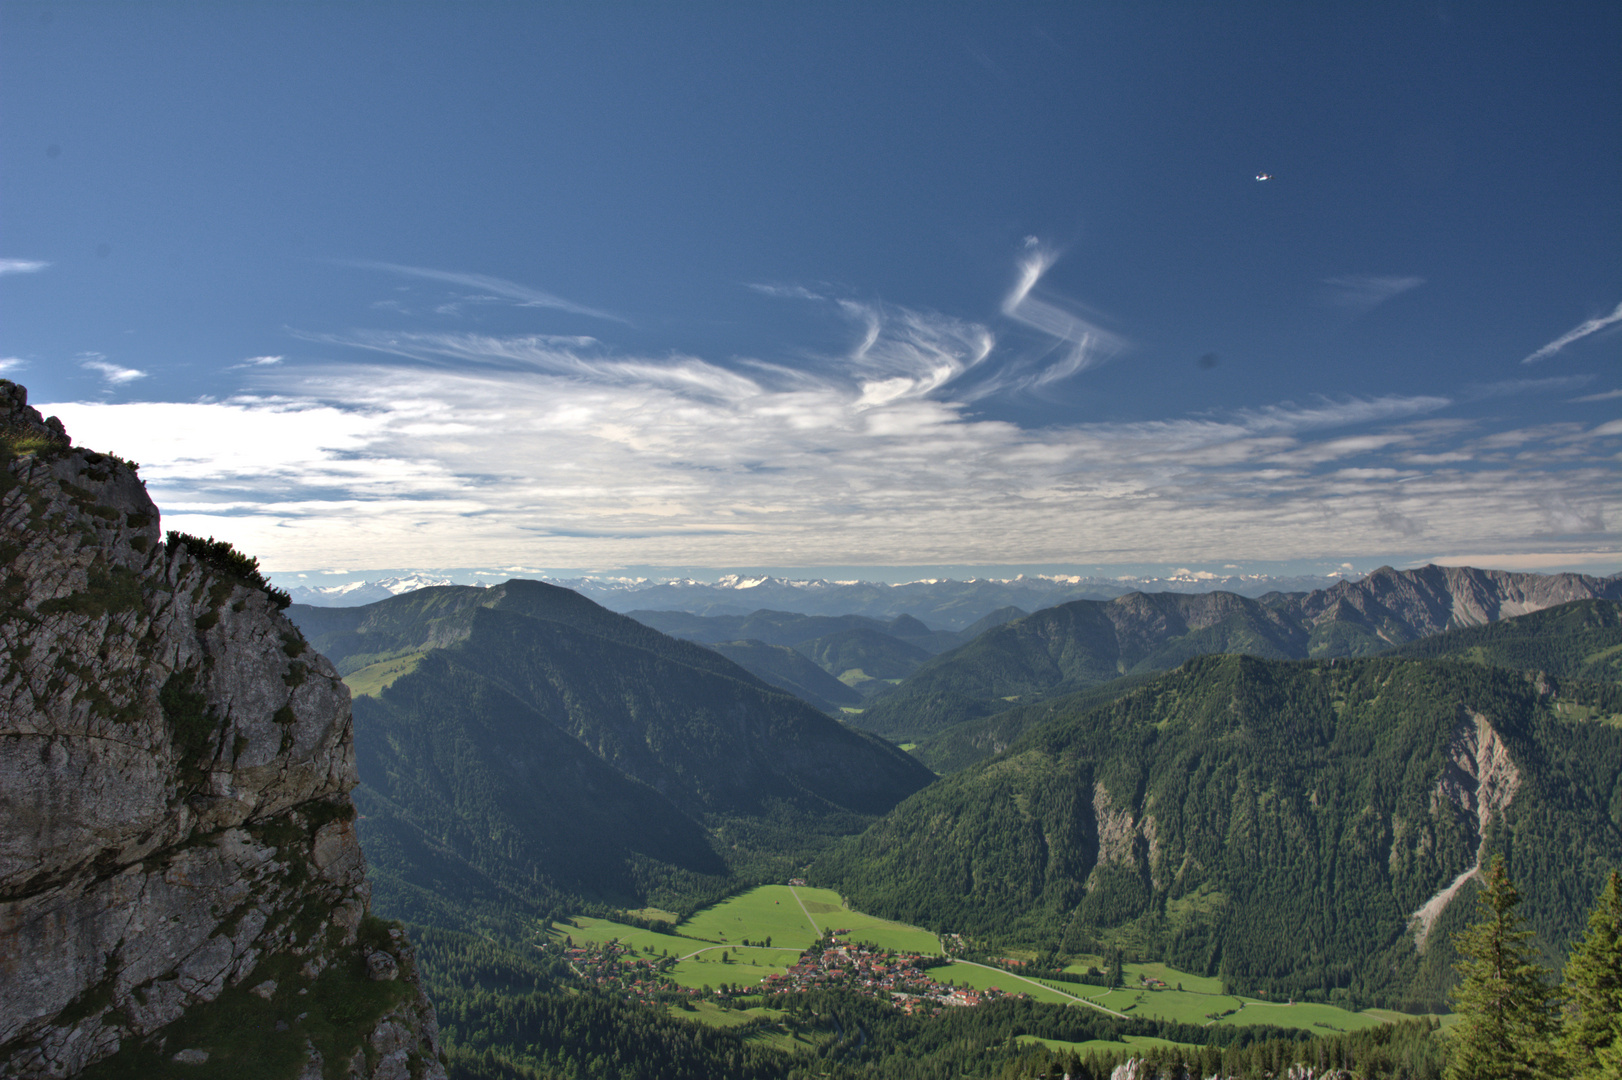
349, 262, 624, 322
1320, 274, 1425, 313
1523, 299, 1622, 364
41, 330, 1618, 572
0, 259, 50, 275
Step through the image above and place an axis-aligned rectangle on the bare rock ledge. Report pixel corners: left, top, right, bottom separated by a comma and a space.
0, 381, 445, 1079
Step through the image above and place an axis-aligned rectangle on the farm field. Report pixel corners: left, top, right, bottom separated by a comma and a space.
665, 1001, 786, 1029
788, 886, 942, 954
1016, 1034, 1192, 1056
932, 963, 1079, 1007
1061, 958, 1224, 995
1055, 956, 1394, 1031
679, 885, 823, 950
560, 889, 1423, 1039
558, 885, 943, 994
666, 946, 802, 991
554, 915, 691, 956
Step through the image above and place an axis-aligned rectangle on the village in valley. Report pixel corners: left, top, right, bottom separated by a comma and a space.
559, 929, 1022, 1014
552, 883, 1026, 1016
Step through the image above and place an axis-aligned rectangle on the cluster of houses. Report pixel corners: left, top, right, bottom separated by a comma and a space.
558, 926, 1027, 1014
562, 940, 669, 999
758, 931, 1021, 1013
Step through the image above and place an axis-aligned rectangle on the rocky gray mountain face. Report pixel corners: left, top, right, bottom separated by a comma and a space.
862, 563, 1622, 753
0, 381, 444, 1079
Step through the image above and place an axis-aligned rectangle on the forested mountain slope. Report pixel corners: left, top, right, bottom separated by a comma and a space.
1382, 598, 1622, 682
288, 585, 935, 929
706, 638, 865, 712
814, 654, 1622, 1010
858, 565, 1622, 743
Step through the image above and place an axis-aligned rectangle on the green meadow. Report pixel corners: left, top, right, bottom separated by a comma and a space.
341, 652, 425, 697
1049, 959, 1389, 1032
1016, 1034, 1193, 1056
560, 889, 1418, 1038
932, 963, 1079, 1007
787, 886, 942, 954
553, 916, 692, 956
678, 886, 823, 950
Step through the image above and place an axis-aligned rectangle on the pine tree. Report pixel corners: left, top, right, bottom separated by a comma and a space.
1557, 870, 1622, 1078
1445, 857, 1557, 1080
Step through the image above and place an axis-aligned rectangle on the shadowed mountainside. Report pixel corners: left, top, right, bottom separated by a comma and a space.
288, 582, 936, 926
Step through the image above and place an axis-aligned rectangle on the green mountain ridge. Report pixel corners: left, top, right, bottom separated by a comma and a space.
289, 582, 936, 927
908, 598, 1622, 776
859, 565, 1622, 747
1382, 598, 1622, 682
707, 638, 866, 713
812, 653, 1622, 1010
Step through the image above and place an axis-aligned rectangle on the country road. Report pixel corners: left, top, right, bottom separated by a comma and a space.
788, 886, 821, 936
948, 960, 1130, 1019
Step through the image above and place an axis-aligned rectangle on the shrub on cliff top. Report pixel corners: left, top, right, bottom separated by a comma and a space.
166, 531, 291, 610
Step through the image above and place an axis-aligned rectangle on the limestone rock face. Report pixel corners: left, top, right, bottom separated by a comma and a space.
0, 382, 445, 1079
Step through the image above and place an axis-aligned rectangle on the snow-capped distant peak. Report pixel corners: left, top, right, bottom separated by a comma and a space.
375, 574, 455, 595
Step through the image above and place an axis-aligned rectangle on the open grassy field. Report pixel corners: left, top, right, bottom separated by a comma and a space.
678, 885, 823, 949
1016, 1034, 1193, 1056
789, 886, 942, 954
1053, 956, 1395, 1032
664, 1001, 786, 1028
932, 963, 1080, 1007
561, 886, 944, 997
625, 906, 680, 924
341, 652, 425, 697
1209, 999, 1386, 1033
1061, 958, 1224, 996
665, 944, 803, 990
1066, 985, 1386, 1032
553, 915, 693, 956
566, 892, 1424, 1040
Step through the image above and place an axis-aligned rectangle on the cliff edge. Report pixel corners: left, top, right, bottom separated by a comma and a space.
0, 381, 445, 1079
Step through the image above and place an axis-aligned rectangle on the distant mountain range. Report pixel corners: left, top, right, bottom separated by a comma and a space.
858, 565, 1622, 756
287, 572, 456, 606
286, 569, 1357, 625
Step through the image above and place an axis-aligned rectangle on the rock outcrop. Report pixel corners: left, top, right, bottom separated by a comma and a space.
0, 382, 444, 1079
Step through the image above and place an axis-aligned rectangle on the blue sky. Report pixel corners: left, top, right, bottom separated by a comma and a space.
3, 2, 1618, 580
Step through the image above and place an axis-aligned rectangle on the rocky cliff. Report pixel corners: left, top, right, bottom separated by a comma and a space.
0, 381, 445, 1079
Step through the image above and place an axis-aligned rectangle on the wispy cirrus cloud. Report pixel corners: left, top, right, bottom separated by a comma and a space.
1522, 299, 1622, 364
347, 261, 624, 322
80, 355, 147, 384
0, 259, 49, 275
39, 250, 1621, 574
996, 248, 1126, 390
1464, 374, 1594, 400
1320, 274, 1425, 313
748, 282, 825, 301
47, 315, 1615, 575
